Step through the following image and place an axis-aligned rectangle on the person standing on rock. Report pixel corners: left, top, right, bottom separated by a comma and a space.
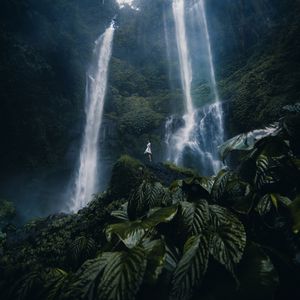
144, 140, 152, 162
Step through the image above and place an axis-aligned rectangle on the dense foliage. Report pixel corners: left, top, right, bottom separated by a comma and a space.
1, 0, 299, 219
0, 106, 299, 300
0, 1, 299, 298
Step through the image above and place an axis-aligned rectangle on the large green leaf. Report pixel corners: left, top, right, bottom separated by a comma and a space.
169, 185, 187, 204
289, 195, 300, 234
283, 102, 300, 113
142, 239, 166, 284
211, 170, 254, 214
13, 271, 44, 300
144, 206, 178, 227
211, 169, 231, 202
111, 202, 129, 221
254, 154, 278, 190
237, 243, 279, 300
209, 205, 246, 277
98, 247, 147, 300
182, 177, 211, 199
179, 201, 210, 236
106, 206, 178, 248
164, 244, 180, 273
256, 194, 272, 216
69, 236, 97, 266
170, 235, 209, 300
43, 269, 69, 300
256, 193, 292, 216
111, 209, 129, 221
68, 252, 114, 299
195, 176, 215, 194
127, 181, 166, 220
218, 125, 279, 160
222, 176, 254, 215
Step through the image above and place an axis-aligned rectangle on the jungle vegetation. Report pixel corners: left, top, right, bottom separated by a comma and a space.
0, 104, 299, 300
0, 0, 300, 299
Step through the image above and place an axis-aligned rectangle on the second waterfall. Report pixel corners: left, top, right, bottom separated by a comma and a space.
69, 22, 115, 212
166, 0, 225, 175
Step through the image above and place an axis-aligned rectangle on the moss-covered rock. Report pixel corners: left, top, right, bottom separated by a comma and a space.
108, 155, 145, 199
163, 162, 198, 178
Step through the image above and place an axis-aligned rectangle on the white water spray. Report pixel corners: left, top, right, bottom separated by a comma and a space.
166, 0, 225, 174
170, 0, 198, 165
70, 22, 115, 212
193, 0, 225, 171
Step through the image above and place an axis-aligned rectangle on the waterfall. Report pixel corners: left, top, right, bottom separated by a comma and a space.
165, 0, 224, 175
169, 0, 198, 165
193, 0, 225, 172
69, 22, 115, 212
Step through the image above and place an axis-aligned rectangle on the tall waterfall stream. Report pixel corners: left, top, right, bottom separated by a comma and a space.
166, 0, 225, 175
69, 22, 115, 212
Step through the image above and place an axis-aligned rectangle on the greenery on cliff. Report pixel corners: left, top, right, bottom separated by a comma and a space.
0, 1, 300, 299
0, 105, 299, 300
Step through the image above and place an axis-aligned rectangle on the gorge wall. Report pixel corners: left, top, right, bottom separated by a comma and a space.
0, 0, 299, 219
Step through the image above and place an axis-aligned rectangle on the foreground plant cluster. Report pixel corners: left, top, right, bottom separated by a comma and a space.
0, 105, 299, 300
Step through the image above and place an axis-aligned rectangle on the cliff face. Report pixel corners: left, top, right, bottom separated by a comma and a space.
104, 0, 300, 159
2, 0, 298, 171
207, 0, 300, 133
0, 0, 117, 172
0, 0, 299, 217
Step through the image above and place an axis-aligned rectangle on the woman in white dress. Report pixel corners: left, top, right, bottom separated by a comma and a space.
144, 140, 152, 162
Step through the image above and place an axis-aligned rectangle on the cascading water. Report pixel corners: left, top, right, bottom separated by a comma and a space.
69, 22, 115, 212
165, 0, 225, 175
193, 0, 225, 172
168, 0, 198, 165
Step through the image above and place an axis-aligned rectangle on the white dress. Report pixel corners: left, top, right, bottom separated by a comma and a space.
144, 142, 152, 154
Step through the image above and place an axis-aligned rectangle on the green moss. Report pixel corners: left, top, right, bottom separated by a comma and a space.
116, 96, 164, 135
109, 155, 145, 199
219, 10, 300, 134
163, 162, 198, 178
